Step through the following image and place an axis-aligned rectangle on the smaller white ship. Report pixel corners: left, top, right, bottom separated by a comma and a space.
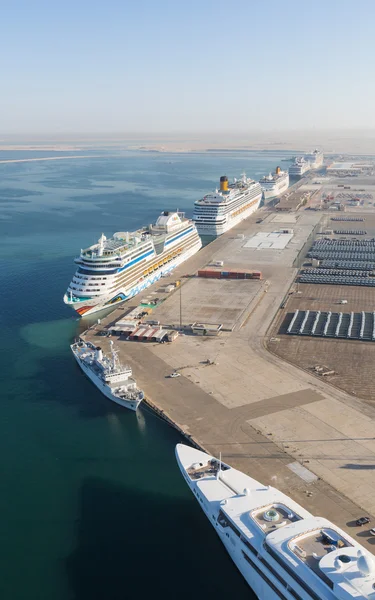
289, 157, 311, 178
71, 339, 144, 411
260, 167, 289, 201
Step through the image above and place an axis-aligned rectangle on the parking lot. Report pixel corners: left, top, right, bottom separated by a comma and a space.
268, 282, 375, 402
264, 204, 375, 402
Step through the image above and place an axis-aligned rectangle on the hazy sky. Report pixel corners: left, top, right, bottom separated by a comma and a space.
1, 0, 375, 134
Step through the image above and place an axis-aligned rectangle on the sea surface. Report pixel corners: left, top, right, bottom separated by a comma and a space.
0, 147, 295, 600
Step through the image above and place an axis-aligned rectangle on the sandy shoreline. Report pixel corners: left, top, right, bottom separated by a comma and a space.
0, 155, 103, 165
0, 145, 83, 151
1, 133, 375, 155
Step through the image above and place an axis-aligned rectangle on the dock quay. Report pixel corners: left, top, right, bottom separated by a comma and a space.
82, 197, 375, 552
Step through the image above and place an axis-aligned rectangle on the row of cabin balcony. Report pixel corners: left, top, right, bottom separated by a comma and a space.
72, 279, 107, 287
69, 285, 103, 294
74, 259, 120, 269
73, 273, 110, 281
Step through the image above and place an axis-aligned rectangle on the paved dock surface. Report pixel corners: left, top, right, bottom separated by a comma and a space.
83, 205, 375, 552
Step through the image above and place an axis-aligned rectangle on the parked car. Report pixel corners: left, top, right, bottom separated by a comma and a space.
170, 372, 181, 378
356, 517, 370, 526
369, 528, 375, 536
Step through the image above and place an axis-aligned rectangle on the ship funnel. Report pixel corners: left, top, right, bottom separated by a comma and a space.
220, 176, 228, 192
276, 166, 281, 175
96, 347, 103, 361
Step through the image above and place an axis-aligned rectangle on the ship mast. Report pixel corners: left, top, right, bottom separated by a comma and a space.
216, 452, 222, 480
109, 340, 120, 371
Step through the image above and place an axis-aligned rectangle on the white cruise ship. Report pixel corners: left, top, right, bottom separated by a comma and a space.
64, 211, 202, 317
193, 174, 262, 237
176, 444, 375, 600
71, 339, 144, 411
289, 157, 311, 178
260, 167, 289, 201
304, 149, 324, 170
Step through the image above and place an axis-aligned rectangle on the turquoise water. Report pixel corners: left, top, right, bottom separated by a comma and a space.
0, 148, 295, 600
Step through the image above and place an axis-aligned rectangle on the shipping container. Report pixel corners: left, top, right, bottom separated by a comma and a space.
198, 269, 262, 280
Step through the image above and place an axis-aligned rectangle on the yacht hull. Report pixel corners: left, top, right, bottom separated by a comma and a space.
176, 446, 278, 599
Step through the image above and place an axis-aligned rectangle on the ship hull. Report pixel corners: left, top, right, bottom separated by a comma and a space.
310, 160, 323, 170
65, 238, 202, 317
72, 351, 142, 411
219, 534, 278, 600
195, 193, 262, 237
289, 172, 307, 179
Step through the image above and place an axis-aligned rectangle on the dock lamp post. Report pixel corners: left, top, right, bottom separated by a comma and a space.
179, 284, 182, 330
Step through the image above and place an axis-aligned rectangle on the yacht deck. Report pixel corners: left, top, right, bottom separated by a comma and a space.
82, 237, 136, 257
291, 528, 351, 587
187, 459, 229, 480
252, 503, 301, 535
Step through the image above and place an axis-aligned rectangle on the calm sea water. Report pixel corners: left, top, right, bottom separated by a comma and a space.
0, 148, 295, 600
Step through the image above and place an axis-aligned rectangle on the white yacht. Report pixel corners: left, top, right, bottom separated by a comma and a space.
304, 149, 324, 170
71, 339, 143, 411
193, 174, 262, 236
64, 211, 202, 317
176, 444, 375, 600
289, 157, 311, 178
260, 167, 289, 201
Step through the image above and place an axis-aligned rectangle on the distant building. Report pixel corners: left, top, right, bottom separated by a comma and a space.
327, 162, 374, 176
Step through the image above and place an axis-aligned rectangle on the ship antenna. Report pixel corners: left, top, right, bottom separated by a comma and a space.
109, 340, 118, 370
217, 452, 222, 479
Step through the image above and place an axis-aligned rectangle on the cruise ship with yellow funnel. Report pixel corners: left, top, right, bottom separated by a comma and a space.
260, 166, 289, 202
193, 174, 262, 236
63, 211, 202, 317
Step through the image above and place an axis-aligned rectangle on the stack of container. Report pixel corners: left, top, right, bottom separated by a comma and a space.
198, 268, 262, 280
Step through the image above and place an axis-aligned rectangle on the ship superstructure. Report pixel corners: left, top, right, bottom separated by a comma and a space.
71, 339, 144, 411
289, 157, 311, 178
304, 149, 324, 170
260, 167, 289, 201
176, 444, 375, 600
64, 211, 202, 317
193, 175, 262, 237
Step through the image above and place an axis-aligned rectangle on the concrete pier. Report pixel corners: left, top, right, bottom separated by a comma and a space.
83, 202, 375, 552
